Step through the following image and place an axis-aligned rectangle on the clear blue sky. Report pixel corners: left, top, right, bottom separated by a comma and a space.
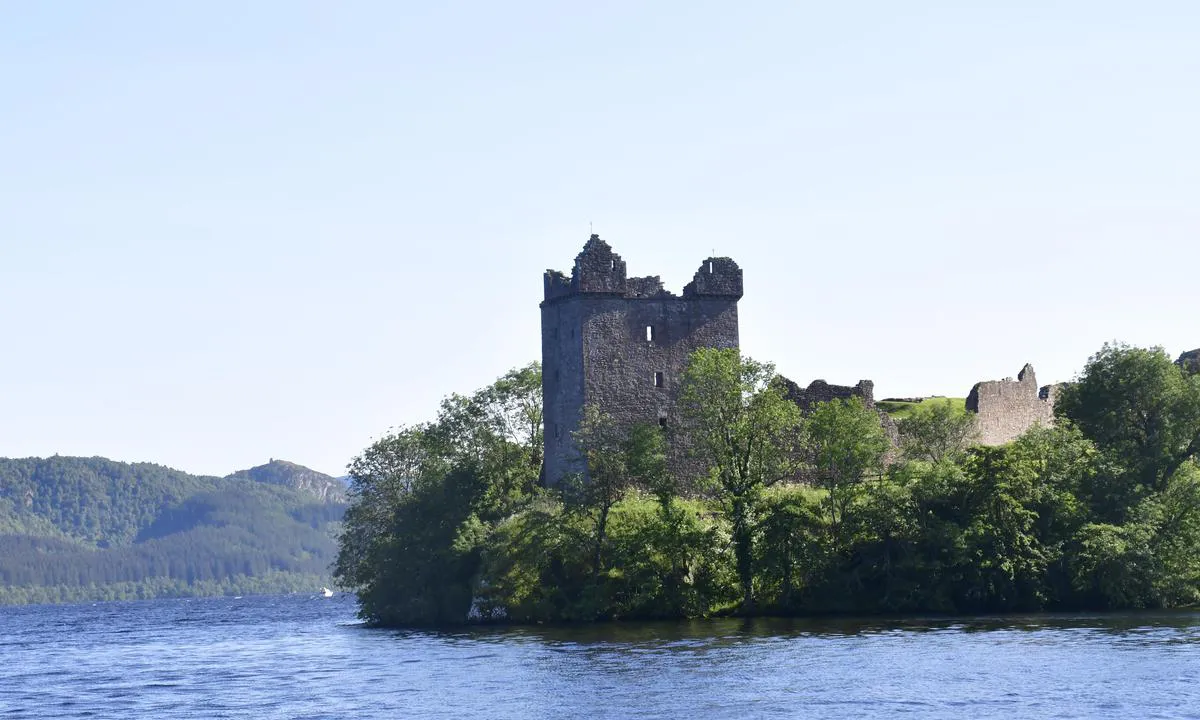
2, 2, 1197, 477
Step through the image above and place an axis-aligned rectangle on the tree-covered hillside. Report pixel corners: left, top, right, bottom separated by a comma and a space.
0, 456, 346, 605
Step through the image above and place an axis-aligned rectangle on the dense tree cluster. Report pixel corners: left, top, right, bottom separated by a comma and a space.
0, 457, 346, 604
337, 343, 1200, 626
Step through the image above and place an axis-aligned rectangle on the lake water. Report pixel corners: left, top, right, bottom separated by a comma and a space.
1, 595, 1197, 719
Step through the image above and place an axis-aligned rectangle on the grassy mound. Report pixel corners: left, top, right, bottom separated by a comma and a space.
877, 396, 966, 420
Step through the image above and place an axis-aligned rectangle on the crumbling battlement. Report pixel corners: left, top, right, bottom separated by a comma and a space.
683, 257, 743, 297
966, 363, 1057, 445
543, 235, 742, 304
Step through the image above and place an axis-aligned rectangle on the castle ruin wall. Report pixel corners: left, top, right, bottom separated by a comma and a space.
965, 363, 1056, 445
774, 376, 900, 446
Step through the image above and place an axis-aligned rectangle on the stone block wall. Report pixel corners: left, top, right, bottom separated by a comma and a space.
965, 363, 1056, 445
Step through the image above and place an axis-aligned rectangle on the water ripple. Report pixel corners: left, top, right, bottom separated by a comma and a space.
1, 598, 1198, 719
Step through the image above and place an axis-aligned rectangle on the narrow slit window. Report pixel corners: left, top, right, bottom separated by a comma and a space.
708, 260, 713, 273
654, 372, 664, 388
645, 325, 654, 342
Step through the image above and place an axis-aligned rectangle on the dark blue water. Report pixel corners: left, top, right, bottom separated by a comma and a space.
1, 595, 1197, 719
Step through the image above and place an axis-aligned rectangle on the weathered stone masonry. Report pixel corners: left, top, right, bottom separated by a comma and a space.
541, 236, 742, 485
965, 363, 1057, 446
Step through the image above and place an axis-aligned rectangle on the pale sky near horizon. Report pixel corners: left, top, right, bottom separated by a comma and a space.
2, 2, 1198, 477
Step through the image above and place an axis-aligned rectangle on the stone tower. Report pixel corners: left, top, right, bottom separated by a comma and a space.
541, 235, 743, 485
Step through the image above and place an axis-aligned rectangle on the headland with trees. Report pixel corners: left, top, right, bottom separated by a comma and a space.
334, 343, 1200, 626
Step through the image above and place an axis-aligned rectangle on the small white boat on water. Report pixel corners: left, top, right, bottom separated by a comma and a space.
321, 587, 334, 598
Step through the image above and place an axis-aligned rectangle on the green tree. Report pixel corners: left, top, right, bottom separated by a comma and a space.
677, 347, 802, 612
756, 486, 826, 611
956, 446, 1048, 611
1055, 343, 1200, 518
568, 407, 667, 581
805, 397, 890, 549
1141, 464, 1200, 606
844, 470, 923, 613
1051, 344, 1200, 608
1069, 521, 1155, 608
334, 426, 434, 600
333, 363, 543, 625
898, 399, 978, 464
995, 423, 1095, 603
604, 496, 736, 619
425, 363, 543, 517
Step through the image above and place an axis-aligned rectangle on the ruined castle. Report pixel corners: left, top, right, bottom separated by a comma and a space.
542, 237, 1184, 483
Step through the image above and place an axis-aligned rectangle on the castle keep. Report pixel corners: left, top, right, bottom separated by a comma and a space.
541, 236, 742, 485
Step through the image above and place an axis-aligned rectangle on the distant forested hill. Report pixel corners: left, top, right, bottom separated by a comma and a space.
0, 456, 347, 605
225, 459, 347, 503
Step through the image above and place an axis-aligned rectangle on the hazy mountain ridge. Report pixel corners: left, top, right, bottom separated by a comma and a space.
0, 455, 347, 605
